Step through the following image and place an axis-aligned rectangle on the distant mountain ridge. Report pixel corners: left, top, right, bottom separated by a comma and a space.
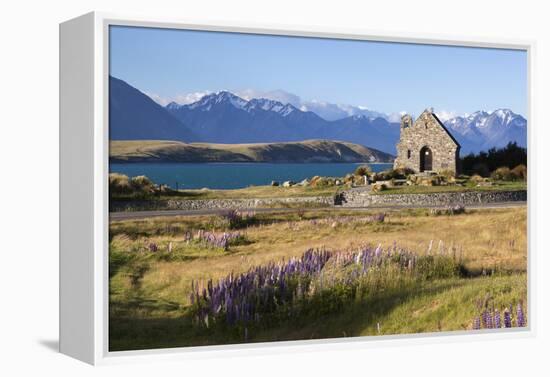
108, 76, 527, 156
110, 139, 394, 163
109, 76, 196, 141
166, 90, 400, 153
443, 109, 527, 154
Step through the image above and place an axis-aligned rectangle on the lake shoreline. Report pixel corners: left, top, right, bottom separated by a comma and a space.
110, 162, 394, 190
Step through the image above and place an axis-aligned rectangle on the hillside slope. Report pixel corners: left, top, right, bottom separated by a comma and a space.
110, 139, 394, 163
109, 76, 197, 141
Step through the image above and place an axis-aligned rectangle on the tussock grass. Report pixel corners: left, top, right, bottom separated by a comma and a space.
109, 206, 527, 350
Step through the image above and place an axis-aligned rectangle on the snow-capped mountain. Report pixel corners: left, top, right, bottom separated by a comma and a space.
164, 89, 526, 155
110, 77, 526, 155
167, 92, 300, 117
165, 91, 399, 152
245, 98, 297, 116
443, 109, 527, 153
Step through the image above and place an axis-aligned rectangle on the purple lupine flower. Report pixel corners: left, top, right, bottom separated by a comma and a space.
189, 244, 429, 331
481, 310, 488, 328
517, 302, 526, 327
148, 242, 158, 252
503, 309, 512, 328
494, 310, 501, 329
195, 230, 243, 250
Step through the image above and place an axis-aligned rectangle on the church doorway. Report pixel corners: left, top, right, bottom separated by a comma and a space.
420, 146, 433, 172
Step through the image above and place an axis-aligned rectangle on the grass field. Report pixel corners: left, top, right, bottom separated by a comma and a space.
109, 206, 527, 351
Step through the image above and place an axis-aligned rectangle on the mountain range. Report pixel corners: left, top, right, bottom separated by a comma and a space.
443, 109, 527, 153
109, 76, 527, 156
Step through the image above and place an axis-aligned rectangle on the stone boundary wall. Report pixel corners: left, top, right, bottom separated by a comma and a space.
110, 196, 334, 212
110, 190, 526, 212
338, 189, 527, 208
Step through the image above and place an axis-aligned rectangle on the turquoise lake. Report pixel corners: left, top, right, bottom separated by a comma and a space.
110, 162, 393, 190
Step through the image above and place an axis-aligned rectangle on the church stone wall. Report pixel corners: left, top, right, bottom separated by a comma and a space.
393, 110, 460, 174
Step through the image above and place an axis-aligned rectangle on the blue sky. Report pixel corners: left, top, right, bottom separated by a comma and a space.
110, 25, 527, 118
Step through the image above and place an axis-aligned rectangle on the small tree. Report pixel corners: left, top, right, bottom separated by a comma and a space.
354, 165, 372, 176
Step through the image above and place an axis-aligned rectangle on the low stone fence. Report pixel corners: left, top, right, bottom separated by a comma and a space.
111, 189, 526, 212
110, 196, 334, 212
338, 189, 527, 208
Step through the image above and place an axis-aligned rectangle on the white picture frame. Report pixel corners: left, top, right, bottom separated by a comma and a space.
59, 11, 535, 365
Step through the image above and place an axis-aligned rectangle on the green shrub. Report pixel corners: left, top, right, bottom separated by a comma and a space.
415, 255, 462, 280
109, 173, 133, 195
372, 183, 388, 192
130, 175, 156, 193
439, 169, 456, 179
373, 168, 415, 182
311, 177, 334, 187
469, 174, 484, 183
392, 167, 415, 179
511, 164, 527, 181
491, 166, 514, 181
354, 165, 372, 176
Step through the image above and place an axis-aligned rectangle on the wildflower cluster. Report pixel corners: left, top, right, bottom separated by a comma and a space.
220, 209, 257, 229
472, 302, 526, 329
189, 243, 461, 330
195, 230, 245, 251
189, 248, 332, 327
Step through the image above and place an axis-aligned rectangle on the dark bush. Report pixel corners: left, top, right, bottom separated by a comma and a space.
220, 209, 258, 229
372, 168, 414, 182
461, 142, 526, 176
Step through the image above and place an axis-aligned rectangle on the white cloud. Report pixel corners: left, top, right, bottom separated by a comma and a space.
145, 91, 212, 106
300, 100, 352, 121
234, 89, 302, 108
387, 111, 408, 123
435, 110, 459, 122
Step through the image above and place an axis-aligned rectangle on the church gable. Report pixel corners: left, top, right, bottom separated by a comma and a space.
393, 108, 461, 175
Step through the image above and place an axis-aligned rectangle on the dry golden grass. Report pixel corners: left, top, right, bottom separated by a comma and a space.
110, 206, 527, 314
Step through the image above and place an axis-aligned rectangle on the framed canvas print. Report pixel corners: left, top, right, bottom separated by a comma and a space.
60, 12, 533, 365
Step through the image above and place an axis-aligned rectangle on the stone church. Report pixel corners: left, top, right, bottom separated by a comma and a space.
393, 108, 461, 175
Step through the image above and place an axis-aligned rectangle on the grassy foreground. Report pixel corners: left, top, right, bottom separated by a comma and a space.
109, 206, 527, 351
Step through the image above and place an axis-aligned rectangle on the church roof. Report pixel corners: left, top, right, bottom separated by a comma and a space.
427, 111, 461, 148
